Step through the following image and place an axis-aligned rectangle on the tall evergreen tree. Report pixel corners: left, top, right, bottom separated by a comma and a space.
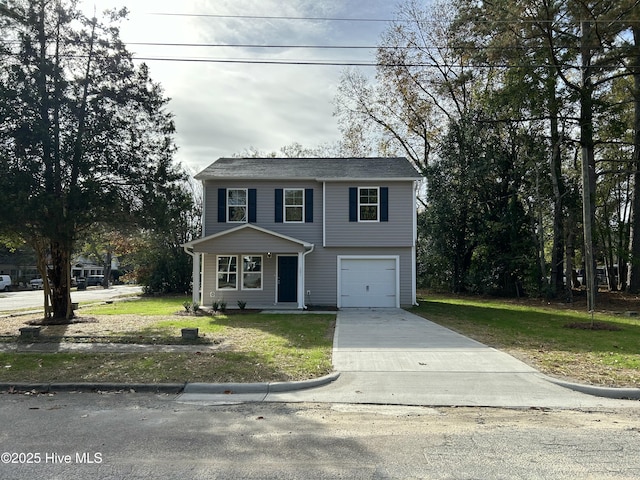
0, 0, 183, 320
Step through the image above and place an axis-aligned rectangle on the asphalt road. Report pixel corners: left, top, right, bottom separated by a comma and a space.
1, 392, 639, 479
0, 285, 143, 313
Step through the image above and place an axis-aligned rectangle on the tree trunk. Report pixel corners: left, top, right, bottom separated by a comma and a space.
48, 240, 73, 321
104, 250, 112, 288
535, 168, 547, 290
564, 212, 576, 303
549, 88, 565, 297
31, 236, 52, 319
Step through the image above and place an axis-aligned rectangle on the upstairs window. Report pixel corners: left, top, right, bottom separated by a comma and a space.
218, 188, 256, 223
275, 188, 313, 223
284, 189, 304, 222
227, 189, 247, 222
359, 187, 379, 221
349, 187, 388, 222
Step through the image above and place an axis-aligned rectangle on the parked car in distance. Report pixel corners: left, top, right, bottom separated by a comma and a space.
32, 277, 79, 289
0, 275, 12, 292
86, 275, 105, 287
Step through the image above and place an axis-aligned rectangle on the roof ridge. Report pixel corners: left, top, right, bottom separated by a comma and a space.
195, 157, 422, 180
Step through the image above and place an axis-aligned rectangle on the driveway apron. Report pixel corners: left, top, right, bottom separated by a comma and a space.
268, 309, 635, 408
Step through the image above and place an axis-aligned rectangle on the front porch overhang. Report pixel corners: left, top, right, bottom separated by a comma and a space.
182, 225, 314, 309
183, 224, 313, 254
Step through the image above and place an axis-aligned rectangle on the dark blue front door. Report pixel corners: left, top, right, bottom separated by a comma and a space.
278, 256, 298, 303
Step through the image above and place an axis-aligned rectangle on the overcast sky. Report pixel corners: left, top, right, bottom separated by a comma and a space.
81, 0, 400, 174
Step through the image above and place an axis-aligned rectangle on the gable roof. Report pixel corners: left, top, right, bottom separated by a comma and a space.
183, 224, 312, 253
195, 157, 422, 181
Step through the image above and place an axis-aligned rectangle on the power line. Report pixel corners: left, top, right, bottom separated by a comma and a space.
147, 13, 392, 23
0, 38, 617, 52
129, 42, 379, 49
132, 56, 378, 66
145, 12, 640, 25
129, 55, 591, 69
0, 49, 621, 69
126, 41, 592, 52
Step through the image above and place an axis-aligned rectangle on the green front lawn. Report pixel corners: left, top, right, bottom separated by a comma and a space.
411, 294, 640, 387
82, 296, 192, 316
0, 297, 335, 384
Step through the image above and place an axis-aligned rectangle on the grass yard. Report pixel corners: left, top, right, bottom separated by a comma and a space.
411, 293, 640, 387
0, 297, 335, 384
4, 293, 639, 387
81, 296, 194, 316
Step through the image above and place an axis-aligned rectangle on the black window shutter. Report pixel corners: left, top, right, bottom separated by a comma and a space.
218, 188, 226, 223
349, 187, 357, 222
248, 189, 257, 223
305, 188, 313, 223
380, 187, 389, 222
275, 189, 283, 223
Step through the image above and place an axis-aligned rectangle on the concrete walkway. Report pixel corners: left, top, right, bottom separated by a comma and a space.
180, 309, 640, 408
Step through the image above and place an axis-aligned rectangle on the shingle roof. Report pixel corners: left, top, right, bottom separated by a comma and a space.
194, 157, 422, 180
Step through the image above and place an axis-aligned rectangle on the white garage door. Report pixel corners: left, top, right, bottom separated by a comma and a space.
339, 258, 398, 308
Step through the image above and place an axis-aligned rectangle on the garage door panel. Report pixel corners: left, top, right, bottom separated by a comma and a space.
340, 258, 397, 308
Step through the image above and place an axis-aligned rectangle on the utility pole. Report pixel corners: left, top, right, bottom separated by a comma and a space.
580, 18, 596, 313
627, 25, 640, 293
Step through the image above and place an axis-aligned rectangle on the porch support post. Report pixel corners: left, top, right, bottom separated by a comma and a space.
297, 251, 305, 309
192, 252, 201, 305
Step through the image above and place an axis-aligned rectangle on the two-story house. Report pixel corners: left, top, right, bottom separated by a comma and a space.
183, 157, 422, 309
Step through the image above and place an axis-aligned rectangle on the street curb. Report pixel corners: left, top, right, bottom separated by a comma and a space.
183, 372, 340, 395
0, 382, 186, 394
0, 373, 341, 396
269, 372, 341, 392
545, 377, 640, 400
184, 382, 268, 394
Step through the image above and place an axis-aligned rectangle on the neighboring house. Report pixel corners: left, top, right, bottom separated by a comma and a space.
71, 257, 120, 280
0, 253, 117, 286
183, 157, 423, 309
71, 262, 104, 279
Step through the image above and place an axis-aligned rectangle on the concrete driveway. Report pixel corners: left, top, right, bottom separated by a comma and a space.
275, 309, 639, 408
180, 309, 639, 408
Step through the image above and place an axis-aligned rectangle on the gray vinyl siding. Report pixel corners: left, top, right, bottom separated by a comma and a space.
201, 247, 414, 308
204, 179, 415, 247
198, 178, 416, 307
202, 253, 279, 308
304, 248, 336, 306
195, 229, 306, 254
201, 179, 323, 308
304, 247, 414, 307
204, 179, 323, 244
324, 182, 415, 247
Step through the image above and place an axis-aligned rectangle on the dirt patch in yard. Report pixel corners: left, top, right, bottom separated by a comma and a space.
0, 313, 166, 337
0, 310, 336, 384
496, 289, 640, 315
563, 321, 623, 331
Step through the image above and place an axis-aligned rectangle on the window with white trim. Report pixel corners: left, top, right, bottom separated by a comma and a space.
217, 256, 238, 290
227, 189, 247, 222
359, 187, 379, 221
284, 189, 304, 222
242, 255, 263, 289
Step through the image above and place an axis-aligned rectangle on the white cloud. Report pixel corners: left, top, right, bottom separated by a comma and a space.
80, 0, 397, 171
